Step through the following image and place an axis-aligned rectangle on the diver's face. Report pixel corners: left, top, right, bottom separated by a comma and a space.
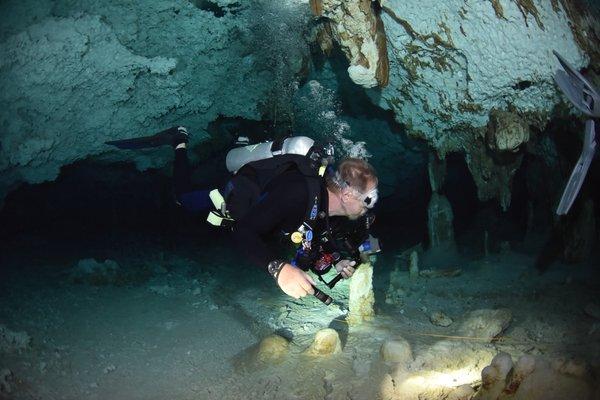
342, 181, 378, 220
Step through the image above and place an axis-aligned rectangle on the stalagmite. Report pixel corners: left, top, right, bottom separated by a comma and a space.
304, 328, 342, 356
408, 250, 419, 281
427, 193, 456, 250
347, 263, 375, 325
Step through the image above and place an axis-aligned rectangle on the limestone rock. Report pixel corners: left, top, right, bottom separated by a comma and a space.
255, 334, 289, 363
477, 352, 514, 398
385, 266, 409, 304
427, 193, 455, 249
427, 153, 447, 193
372, 0, 590, 206
0, 369, 13, 394
447, 385, 476, 400
304, 328, 342, 356
347, 263, 375, 325
473, 354, 594, 400
408, 251, 419, 281
464, 135, 524, 210
69, 258, 121, 285
486, 109, 530, 153
310, 0, 389, 88
429, 311, 453, 327
0, 324, 31, 353
380, 338, 413, 365
458, 308, 512, 342
0, 1, 285, 204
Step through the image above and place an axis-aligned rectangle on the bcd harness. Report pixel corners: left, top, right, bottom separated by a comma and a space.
206, 137, 334, 255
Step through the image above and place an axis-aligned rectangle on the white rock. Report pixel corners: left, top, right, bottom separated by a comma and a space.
429, 311, 453, 327
255, 335, 289, 363
304, 328, 342, 356
459, 308, 512, 341
380, 338, 413, 365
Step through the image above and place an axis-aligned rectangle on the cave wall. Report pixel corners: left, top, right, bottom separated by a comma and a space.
312, 0, 599, 209
0, 0, 310, 204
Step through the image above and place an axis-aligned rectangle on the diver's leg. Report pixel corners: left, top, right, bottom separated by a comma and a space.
106, 126, 189, 150
174, 144, 193, 196
173, 144, 212, 213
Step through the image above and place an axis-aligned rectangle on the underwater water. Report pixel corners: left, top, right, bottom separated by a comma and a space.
1, 0, 600, 399
0, 138, 599, 400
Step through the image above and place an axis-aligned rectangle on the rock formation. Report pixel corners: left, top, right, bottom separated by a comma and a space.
0, 0, 309, 203
347, 263, 375, 325
427, 193, 456, 249
304, 328, 342, 356
309, 0, 389, 88
315, 0, 598, 208
472, 352, 595, 400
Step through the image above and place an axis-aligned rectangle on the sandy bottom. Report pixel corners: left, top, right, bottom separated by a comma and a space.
1, 235, 599, 400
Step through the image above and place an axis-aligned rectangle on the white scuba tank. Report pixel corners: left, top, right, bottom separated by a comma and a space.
225, 136, 315, 173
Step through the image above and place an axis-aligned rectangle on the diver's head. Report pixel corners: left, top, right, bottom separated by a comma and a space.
327, 158, 378, 220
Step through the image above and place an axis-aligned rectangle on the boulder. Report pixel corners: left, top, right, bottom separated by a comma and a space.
486, 109, 530, 153
255, 334, 289, 363
304, 328, 342, 356
458, 309, 512, 342
380, 338, 413, 365
429, 311, 453, 327
473, 354, 594, 400
0, 324, 31, 353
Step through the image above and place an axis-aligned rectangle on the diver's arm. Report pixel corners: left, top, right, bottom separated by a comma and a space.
275, 263, 315, 298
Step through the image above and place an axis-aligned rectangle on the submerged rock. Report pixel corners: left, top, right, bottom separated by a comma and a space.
473, 353, 594, 400
459, 308, 512, 342
0, 369, 13, 394
380, 338, 413, 365
429, 311, 453, 327
427, 193, 455, 250
304, 328, 342, 356
486, 109, 530, 154
255, 334, 289, 363
0, 324, 32, 353
310, 0, 389, 88
69, 258, 121, 285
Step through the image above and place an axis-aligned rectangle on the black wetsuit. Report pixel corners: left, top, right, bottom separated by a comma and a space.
174, 148, 329, 270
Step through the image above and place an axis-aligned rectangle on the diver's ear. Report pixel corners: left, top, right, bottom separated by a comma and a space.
340, 187, 353, 203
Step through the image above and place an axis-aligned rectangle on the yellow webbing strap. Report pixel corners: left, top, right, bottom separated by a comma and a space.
206, 211, 224, 226
209, 189, 225, 210
207, 209, 235, 226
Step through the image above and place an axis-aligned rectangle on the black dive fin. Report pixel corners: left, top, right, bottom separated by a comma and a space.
553, 50, 600, 118
556, 120, 597, 215
105, 126, 188, 150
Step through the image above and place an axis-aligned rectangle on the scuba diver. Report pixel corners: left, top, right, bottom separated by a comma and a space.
106, 128, 380, 303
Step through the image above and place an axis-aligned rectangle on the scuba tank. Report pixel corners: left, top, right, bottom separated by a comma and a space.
226, 136, 316, 173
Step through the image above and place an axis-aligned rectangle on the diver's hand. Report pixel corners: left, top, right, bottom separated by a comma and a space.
277, 264, 315, 299
335, 259, 356, 279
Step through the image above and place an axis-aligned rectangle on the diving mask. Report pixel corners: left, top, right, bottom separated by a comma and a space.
357, 187, 378, 209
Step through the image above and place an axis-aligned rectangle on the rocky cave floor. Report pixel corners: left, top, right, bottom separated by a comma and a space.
0, 233, 599, 400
